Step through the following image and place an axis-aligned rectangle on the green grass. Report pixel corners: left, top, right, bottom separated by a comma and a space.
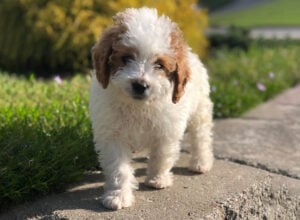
1, 43, 300, 208
207, 43, 300, 117
0, 74, 97, 208
211, 0, 300, 27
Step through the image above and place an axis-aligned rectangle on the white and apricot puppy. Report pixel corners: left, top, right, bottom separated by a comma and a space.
89, 7, 213, 210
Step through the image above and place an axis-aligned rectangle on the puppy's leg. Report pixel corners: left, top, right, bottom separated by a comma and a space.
188, 101, 214, 173
98, 141, 137, 210
145, 141, 180, 189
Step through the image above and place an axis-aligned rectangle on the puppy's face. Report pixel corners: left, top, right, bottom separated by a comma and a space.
109, 45, 177, 102
92, 8, 190, 103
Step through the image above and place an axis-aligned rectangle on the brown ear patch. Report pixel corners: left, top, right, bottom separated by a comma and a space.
92, 25, 126, 88
108, 46, 138, 74
170, 27, 191, 103
153, 55, 176, 76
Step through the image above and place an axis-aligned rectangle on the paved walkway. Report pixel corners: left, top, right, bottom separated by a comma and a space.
1, 86, 300, 219
250, 27, 300, 39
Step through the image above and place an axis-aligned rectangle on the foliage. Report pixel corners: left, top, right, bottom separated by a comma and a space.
208, 26, 250, 51
0, 74, 97, 208
200, 0, 236, 11
210, 0, 300, 27
0, 0, 208, 76
0, 0, 111, 75
208, 44, 300, 118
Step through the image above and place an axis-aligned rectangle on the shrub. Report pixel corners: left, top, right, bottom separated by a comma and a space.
0, 0, 208, 76
208, 26, 251, 51
0, 0, 111, 76
200, 0, 236, 11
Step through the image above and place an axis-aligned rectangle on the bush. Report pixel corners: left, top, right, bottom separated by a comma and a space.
208, 26, 251, 51
200, 0, 236, 11
0, 0, 208, 76
0, 0, 111, 76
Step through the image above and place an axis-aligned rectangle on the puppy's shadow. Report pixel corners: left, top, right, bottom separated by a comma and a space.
134, 159, 200, 192
133, 155, 198, 178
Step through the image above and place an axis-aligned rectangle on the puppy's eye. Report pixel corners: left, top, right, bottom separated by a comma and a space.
154, 61, 164, 70
122, 55, 134, 64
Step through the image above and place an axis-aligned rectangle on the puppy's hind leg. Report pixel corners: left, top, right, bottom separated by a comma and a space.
188, 101, 214, 173
98, 141, 137, 210
145, 141, 180, 189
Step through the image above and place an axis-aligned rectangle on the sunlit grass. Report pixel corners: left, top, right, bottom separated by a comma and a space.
207, 44, 300, 117
0, 74, 97, 208
211, 0, 300, 27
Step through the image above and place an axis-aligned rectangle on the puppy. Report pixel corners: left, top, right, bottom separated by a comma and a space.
89, 7, 213, 210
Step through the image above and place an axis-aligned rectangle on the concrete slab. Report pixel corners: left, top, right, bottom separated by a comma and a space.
215, 85, 300, 179
272, 85, 300, 106
244, 103, 300, 121
214, 119, 300, 179
1, 154, 299, 220
245, 85, 300, 120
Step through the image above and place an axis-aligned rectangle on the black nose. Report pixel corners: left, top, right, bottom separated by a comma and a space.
131, 81, 149, 95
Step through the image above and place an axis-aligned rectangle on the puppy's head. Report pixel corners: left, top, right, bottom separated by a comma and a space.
92, 7, 190, 103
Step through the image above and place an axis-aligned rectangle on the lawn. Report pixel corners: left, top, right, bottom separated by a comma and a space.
210, 0, 300, 27
0, 74, 97, 208
208, 43, 300, 117
1, 43, 300, 208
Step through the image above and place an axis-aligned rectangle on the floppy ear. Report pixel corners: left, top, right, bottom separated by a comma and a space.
170, 27, 191, 104
92, 25, 125, 88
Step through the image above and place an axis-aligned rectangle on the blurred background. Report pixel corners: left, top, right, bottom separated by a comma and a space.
1, 0, 300, 209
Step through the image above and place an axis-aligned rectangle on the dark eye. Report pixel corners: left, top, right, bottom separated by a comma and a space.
154, 61, 164, 70
122, 55, 134, 64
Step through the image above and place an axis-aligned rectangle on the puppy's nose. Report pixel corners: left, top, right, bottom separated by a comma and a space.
131, 81, 149, 95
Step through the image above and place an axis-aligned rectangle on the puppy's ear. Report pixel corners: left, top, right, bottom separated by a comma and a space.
92, 25, 125, 88
170, 27, 191, 104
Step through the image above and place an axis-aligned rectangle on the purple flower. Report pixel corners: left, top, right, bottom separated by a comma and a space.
269, 72, 275, 79
256, 82, 266, 91
233, 80, 239, 86
54, 75, 62, 84
211, 85, 217, 93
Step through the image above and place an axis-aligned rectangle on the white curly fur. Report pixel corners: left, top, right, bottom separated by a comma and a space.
89, 7, 213, 210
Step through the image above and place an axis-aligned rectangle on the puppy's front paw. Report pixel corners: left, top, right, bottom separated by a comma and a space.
145, 173, 173, 189
189, 158, 213, 174
102, 190, 134, 210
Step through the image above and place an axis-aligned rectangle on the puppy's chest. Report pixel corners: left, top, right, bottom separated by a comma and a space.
115, 107, 166, 149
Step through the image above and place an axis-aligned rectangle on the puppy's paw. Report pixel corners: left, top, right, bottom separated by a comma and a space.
189, 158, 213, 174
145, 173, 173, 189
102, 189, 134, 210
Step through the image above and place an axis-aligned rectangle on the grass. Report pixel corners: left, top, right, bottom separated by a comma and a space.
207, 43, 300, 117
0, 74, 97, 208
1, 43, 300, 208
210, 0, 300, 27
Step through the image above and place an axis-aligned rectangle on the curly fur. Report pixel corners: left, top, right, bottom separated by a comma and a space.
89, 7, 214, 210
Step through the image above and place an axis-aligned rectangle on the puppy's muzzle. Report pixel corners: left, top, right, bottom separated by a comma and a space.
131, 80, 150, 100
